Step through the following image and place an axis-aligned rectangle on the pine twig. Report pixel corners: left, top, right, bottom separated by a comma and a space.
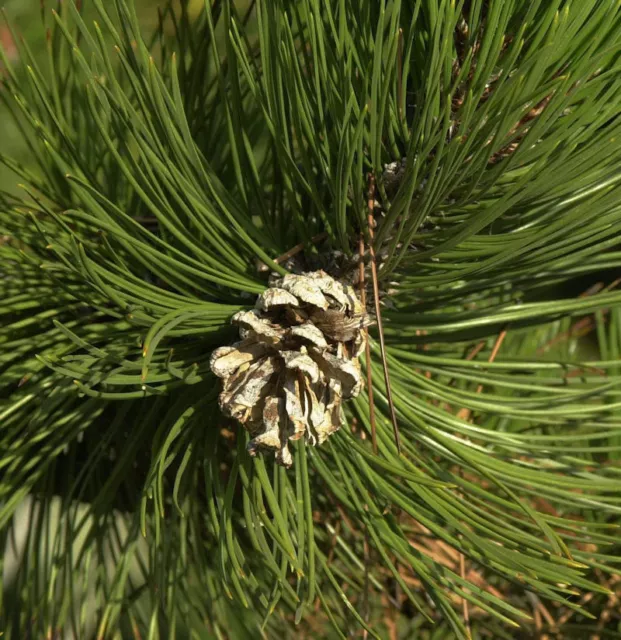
457, 328, 508, 421
273, 232, 328, 264
397, 28, 404, 122
256, 232, 328, 271
367, 173, 401, 454
458, 545, 472, 638
362, 530, 371, 639
456, 327, 508, 635
359, 233, 377, 453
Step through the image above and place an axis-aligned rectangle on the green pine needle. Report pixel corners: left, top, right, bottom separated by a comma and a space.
2, 1, 621, 638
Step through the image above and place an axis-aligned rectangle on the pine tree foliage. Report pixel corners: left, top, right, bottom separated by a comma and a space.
2, 1, 621, 637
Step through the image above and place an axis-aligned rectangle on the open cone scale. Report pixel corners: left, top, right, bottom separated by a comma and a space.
210, 270, 370, 466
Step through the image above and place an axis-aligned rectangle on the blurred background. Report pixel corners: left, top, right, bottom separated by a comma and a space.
0, 0, 205, 194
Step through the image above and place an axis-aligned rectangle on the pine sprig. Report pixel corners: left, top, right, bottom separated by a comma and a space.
2, 1, 621, 638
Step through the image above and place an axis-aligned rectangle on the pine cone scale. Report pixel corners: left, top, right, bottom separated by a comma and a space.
210, 270, 368, 466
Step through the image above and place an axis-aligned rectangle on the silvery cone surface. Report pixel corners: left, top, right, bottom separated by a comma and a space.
210, 270, 371, 467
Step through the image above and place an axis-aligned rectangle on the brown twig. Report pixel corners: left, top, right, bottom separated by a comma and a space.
257, 232, 328, 271
457, 329, 507, 420
385, 614, 398, 640
533, 605, 543, 638
556, 591, 594, 627
465, 340, 486, 362
455, 328, 507, 634
131, 615, 143, 640
415, 329, 432, 379
404, 519, 505, 602
591, 577, 620, 640
456, 462, 472, 639
362, 531, 371, 639
537, 276, 621, 355
439, 340, 485, 412
367, 173, 402, 454
458, 546, 472, 638
359, 233, 378, 453
535, 601, 554, 639
537, 315, 599, 355
274, 231, 328, 264
474, 329, 507, 395
397, 28, 404, 122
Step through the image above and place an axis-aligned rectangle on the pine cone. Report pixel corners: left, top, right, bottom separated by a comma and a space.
210, 271, 370, 467
382, 157, 407, 195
